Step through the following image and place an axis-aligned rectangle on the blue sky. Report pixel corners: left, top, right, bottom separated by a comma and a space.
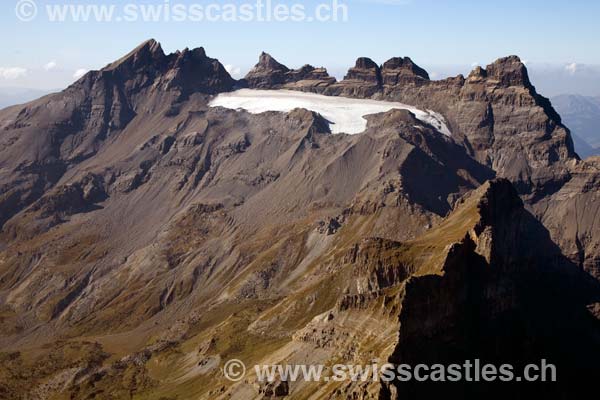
1, 0, 599, 95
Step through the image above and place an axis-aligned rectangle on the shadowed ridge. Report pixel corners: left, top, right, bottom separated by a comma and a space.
382, 178, 600, 399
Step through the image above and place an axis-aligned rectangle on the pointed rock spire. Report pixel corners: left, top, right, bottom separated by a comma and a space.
243, 52, 290, 88
255, 52, 290, 73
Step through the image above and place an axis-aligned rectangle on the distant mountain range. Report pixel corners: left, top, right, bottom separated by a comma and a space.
551, 94, 600, 158
0, 87, 55, 109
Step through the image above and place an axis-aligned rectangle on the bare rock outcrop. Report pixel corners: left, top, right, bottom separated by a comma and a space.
381, 57, 430, 86
243, 52, 336, 90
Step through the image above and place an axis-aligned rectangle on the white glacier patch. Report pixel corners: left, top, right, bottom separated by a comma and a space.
209, 89, 451, 136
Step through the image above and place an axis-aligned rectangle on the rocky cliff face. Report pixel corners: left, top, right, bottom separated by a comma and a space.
381, 57, 430, 86
243, 53, 576, 199
383, 180, 600, 399
0, 40, 599, 399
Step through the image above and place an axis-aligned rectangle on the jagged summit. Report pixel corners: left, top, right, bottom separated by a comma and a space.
483, 55, 532, 87
243, 51, 537, 92
243, 52, 336, 89
105, 38, 166, 71
242, 52, 292, 88
72, 39, 235, 97
468, 65, 487, 79
465, 56, 535, 89
241, 50, 536, 98
254, 51, 290, 72
382, 56, 430, 83
341, 56, 431, 84
88, 41, 537, 98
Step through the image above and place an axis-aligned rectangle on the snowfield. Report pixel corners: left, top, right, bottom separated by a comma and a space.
209, 89, 452, 136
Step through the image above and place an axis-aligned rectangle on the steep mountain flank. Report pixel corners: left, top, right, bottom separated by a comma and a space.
531, 157, 600, 279
0, 39, 234, 229
383, 180, 600, 399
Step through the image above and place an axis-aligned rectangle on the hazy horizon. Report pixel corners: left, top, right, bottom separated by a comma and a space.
1, 0, 600, 97
1, 45, 600, 99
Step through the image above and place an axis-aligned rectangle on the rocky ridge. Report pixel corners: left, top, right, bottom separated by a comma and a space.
243, 52, 576, 198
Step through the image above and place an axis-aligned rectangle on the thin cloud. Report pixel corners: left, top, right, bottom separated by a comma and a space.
0, 67, 28, 80
224, 64, 242, 78
73, 69, 88, 79
565, 62, 579, 75
44, 61, 58, 71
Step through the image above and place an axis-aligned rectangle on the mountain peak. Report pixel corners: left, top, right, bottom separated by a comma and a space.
468, 65, 487, 79
381, 56, 430, 84
484, 55, 532, 87
105, 38, 166, 71
344, 57, 381, 84
254, 52, 290, 72
243, 52, 336, 89
141, 38, 163, 53
243, 52, 290, 88
353, 57, 379, 70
